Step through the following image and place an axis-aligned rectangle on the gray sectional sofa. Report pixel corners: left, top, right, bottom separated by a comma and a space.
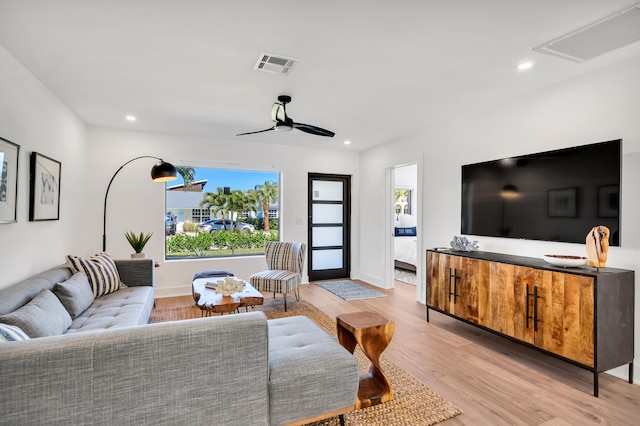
0, 260, 360, 425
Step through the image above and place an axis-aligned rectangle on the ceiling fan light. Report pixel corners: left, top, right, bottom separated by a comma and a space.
275, 123, 293, 131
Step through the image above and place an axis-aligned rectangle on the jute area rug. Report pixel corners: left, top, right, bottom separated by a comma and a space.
150, 298, 462, 425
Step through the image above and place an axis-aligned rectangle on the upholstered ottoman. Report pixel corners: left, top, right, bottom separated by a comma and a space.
267, 315, 359, 425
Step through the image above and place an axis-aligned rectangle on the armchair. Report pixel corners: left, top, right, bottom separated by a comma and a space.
250, 242, 306, 311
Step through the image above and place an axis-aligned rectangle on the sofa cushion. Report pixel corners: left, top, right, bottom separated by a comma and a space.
66, 286, 154, 333
0, 323, 30, 342
0, 288, 72, 337
0, 266, 72, 317
53, 272, 95, 319
267, 316, 359, 425
66, 252, 122, 297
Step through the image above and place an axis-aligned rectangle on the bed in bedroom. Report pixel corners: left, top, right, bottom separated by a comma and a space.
394, 214, 417, 272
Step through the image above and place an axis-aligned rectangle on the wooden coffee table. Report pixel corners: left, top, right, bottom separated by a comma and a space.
336, 311, 395, 409
192, 277, 264, 315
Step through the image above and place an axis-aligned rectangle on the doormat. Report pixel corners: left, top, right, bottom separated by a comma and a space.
316, 280, 386, 301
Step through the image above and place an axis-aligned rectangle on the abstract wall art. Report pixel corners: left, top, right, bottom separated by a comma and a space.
29, 152, 61, 221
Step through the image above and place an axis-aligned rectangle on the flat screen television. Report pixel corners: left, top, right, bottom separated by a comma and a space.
461, 139, 621, 246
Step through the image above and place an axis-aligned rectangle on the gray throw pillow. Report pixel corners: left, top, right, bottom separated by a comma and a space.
53, 272, 95, 319
0, 288, 72, 337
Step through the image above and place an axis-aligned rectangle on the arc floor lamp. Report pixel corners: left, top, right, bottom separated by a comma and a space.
102, 156, 177, 251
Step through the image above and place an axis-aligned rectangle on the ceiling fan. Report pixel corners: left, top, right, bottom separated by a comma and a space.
237, 95, 335, 137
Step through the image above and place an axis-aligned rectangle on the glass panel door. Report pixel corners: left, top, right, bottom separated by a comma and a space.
308, 174, 351, 281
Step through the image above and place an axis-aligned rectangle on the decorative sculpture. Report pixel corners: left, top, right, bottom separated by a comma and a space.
450, 236, 479, 252
586, 225, 610, 268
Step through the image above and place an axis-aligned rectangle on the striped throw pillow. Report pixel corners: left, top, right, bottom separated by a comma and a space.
0, 323, 30, 342
66, 252, 122, 297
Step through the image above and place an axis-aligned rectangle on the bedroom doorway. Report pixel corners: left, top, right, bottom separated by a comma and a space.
392, 164, 418, 286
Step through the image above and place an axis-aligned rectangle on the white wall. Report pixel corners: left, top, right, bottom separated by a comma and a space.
0, 45, 88, 288
86, 127, 360, 297
359, 54, 640, 383
0, 42, 360, 297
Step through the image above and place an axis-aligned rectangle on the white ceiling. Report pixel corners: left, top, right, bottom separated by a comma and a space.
1, 0, 640, 152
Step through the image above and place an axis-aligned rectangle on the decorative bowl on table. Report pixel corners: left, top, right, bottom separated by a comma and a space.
542, 254, 588, 267
215, 277, 246, 296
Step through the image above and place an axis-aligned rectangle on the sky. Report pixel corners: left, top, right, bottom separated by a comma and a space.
167, 167, 279, 192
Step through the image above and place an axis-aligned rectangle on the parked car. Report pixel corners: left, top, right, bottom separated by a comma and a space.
165, 213, 177, 235
198, 219, 254, 234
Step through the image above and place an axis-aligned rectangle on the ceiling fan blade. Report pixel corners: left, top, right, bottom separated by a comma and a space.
236, 126, 275, 136
292, 122, 335, 137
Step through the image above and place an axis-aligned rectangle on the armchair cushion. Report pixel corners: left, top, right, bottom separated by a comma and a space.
264, 241, 305, 273
250, 270, 301, 294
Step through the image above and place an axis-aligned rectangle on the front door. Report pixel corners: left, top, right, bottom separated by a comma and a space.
308, 173, 351, 281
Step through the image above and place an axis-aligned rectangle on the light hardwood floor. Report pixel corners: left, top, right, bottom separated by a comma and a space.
155, 280, 640, 425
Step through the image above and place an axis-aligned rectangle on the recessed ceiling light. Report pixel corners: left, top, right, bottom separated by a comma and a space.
516, 61, 534, 71
125, 115, 137, 122
344, 140, 351, 145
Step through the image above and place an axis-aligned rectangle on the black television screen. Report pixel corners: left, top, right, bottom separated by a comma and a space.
461, 139, 621, 246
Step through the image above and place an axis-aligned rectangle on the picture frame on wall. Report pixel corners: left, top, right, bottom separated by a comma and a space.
29, 152, 61, 221
547, 187, 577, 218
0, 137, 20, 224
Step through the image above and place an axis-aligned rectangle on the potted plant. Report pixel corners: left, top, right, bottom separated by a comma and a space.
124, 231, 153, 258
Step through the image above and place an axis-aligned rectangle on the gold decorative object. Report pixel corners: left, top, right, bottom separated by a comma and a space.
586, 225, 610, 268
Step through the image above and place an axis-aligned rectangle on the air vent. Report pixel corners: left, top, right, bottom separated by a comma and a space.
254, 52, 299, 75
534, 4, 640, 62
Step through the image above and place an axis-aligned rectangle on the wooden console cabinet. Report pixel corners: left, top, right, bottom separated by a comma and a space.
426, 249, 634, 396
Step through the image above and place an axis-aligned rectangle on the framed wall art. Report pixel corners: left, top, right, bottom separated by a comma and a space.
0, 137, 20, 224
29, 152, 61, 221
547, 187, 577, 218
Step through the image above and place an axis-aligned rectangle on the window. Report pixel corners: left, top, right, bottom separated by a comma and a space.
165, 167, 280, 259
394, 189, 412, 215
191, 208, 209, 223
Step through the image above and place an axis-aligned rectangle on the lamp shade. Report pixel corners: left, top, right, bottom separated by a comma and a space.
151, 160, 178, 182
501, 183, 519, 198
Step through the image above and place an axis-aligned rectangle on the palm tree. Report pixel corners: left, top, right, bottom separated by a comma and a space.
177, 167, 195, 190
228, 190, 256, 232
200, 187, 231, 227
253, 180, 279, 232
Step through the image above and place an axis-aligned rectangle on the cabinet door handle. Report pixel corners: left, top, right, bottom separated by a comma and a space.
454, 272, 458, 303
449, 268, 459, 303
448, 268, 454, 302
526, 284, 533, 328
533, 285, 540, 331
533, 286, 541, 332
